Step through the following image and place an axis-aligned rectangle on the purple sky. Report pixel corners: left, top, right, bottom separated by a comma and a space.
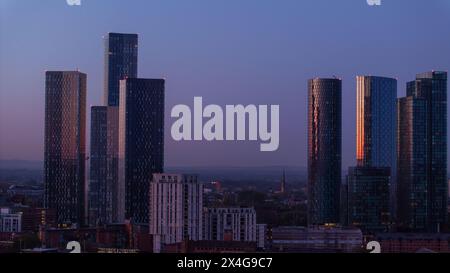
0, 0, 449, 168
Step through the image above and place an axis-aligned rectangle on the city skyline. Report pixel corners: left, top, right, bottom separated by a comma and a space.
1, 0, 450, 257
1, 0, 450, 168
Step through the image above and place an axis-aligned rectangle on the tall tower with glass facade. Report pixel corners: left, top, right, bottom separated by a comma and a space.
118, 78, 165, 224
44, 71, 87, 226
355, 76, 397, 222
356, 76, 397, 169
88, 33, 138, 225
88, 106, 119, 226
397, 71, 448, 232
307, 78, 342, 226
104, 33, 138, 107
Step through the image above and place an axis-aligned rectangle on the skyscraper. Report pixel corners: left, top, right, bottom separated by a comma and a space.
88, 33, 137, 225
88, 106, 119, 226
397, 71, 448, 232
118, 78, 165, 224
307, 78, 342, 226
104, 33, 138, 107
356, 76, 397, 168
397, 96, 427, 231
149, 174, 203, 245
347, 166, 391, 234
44, 71, 87, 226
356, 76, 397, 219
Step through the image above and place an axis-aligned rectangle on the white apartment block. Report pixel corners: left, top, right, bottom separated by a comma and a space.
0, 208, 22, 233
149, 174, 203, 245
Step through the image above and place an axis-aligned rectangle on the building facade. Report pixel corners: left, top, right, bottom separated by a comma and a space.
44, 71, 87, 226
307, 78, 342, 225
346, 166, 391, 234
356, 76, 397, 217
203, 208, 257, 242
104, 33, 138, 107
89, 106, 119, 226
0, 208, 22, 233
271, 226, 363, 253
119, 78, 165, 223
397, 96, 428, 231
256, 224, 268, 250
397, 71, 448, 232
356, 76, 397, 168
163, 240, 257, 254
21, 208, 57, 232
149, 174, 203, 245
377, 233, 450, 253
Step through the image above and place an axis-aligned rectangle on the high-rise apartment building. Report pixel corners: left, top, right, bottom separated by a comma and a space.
356, 76, 397, 168
356, 76, 397, 217
149, 174, 203, 245
88, 106, 119, 226
104, 33, 138, 107
118, 78, 165, 223
307, 78, 342, 225
44, 71, 86, 226
397, 71, 448, 232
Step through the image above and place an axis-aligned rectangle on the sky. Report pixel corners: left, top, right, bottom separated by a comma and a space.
0, 0, 449, 168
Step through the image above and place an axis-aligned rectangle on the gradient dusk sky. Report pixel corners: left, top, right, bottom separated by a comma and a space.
0, 0, 449, 168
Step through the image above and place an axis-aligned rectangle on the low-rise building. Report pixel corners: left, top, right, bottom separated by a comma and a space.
163, 240, 257, 253
271, 226, 363, 253
0, 208, 22, 232
21, 208, 56, 232
376, 233, 450, 253
256, 224, 268, 250
203, 207, 257, 242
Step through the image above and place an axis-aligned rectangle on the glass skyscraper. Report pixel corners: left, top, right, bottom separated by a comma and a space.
356, 76, 397, 169
397, 96, 427, 231
307, 78, 342, 225
88, 106, 119, 226
118, 78, 165, 224
397, 71, 448, 232
44, 71, 87, 226
104, 33, 138, 107
356, 76, 397, 219
89, 32, 138, 225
